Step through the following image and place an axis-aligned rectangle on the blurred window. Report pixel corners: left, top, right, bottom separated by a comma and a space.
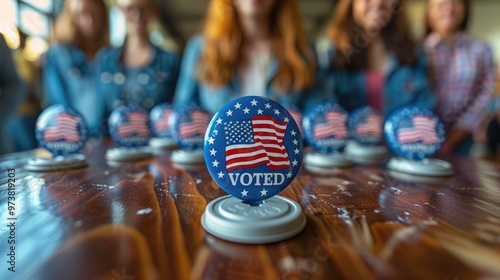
0, 0, 61, 41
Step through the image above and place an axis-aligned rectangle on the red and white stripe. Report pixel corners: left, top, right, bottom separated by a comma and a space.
313, 111, 348, 139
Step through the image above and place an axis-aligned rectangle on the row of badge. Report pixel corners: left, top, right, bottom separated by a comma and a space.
33, 100, 445, 160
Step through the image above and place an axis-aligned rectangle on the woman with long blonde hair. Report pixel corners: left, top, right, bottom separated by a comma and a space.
174, 0, 317, 114
43, 0, 109, 135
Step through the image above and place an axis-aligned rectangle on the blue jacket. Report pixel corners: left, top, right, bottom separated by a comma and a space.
174, 35, 321, 115
43, 44, 105, 133
96, 45, 180, 113
316, 42, 436, 117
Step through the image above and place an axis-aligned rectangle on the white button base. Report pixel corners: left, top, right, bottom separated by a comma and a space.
170, 149, 205, 165
387, 157, 454, 177
304, 152, 352, 168
149, 137, 177, 150
388, 170, 450, 184
202, 195, 306, 244
345, 142, 388, 164
26, 154, 87, 172
105, 147, 152, 162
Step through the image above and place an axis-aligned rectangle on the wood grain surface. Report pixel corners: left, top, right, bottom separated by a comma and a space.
1, 139, 500, 280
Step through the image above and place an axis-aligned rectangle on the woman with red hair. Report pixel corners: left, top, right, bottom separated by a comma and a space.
174, 0, 317, 114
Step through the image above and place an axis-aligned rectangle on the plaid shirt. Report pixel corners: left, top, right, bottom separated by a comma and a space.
425, 32, 495, 133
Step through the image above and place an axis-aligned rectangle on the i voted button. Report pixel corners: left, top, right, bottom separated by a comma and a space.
385, 106, 452, 176
149, 103, 177, 149
345, 106, 388, 164
27, 105, 88, 171
170, 104, 210, 150
201, 96, 306, 244
348, 106, 384, 145
303, 103, 351, 169
170, 104, 210, 165
106, 106, 152, 162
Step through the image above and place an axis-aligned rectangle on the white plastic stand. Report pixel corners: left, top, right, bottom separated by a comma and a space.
105, 147, 153, 162
149, 137, 177, 150
170, 149, 205, 165
304, 151, 352, 168
387, 157, 453, 177
26, 154, 87, 172
202, 195, 306, 244
345, 142, 388, 165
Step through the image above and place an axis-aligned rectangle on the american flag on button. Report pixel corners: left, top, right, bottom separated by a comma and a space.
313, 111, 348, 140
397, 115, 439, 145
356, 114, 382, 137
224, 116, 290, 171
154, 109, 172, 132
117, 112, 149, 137
42, 113, 80, 142
179, 110, 209, 138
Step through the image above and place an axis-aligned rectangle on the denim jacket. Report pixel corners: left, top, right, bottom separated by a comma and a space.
316, 42, 436, 117
174, 35, 321, 115
43, 44, 105, 133
96, 45, 180, 112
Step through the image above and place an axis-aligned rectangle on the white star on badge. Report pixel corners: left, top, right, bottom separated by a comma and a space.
218, 171, 225, 178
210, 148, 217, 156
208, 137, 215, 145
274, 109, 280, 115
216, 118, 223, 125
234, 102, 242, 109
251, 99, 258, 106
257, 109, 263, 115
291, 130, 297, 136
260, 189, 268, 196
293, 139, 298, 145
294, 148, 300, 155
226, 110, 233, 116
286, 171, 292, 178
241, 189, 248, 197
243, 107, 250, 114
213, 129, 218, 135
284, 117, 289, 122
292, 159, 298, 166
265, 103, 271, 109
212, 160, 219, 167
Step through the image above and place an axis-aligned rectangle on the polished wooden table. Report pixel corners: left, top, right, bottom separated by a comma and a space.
1, 140, 500, 280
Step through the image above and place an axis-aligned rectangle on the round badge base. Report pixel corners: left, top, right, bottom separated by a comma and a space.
149, 137, 177, 150
345, 142, 388, 165
304, 151, 352, 168
387, 157, 453, 177
202, 195, 306, 244
105, 147, 153, 162
171, 149, 205, 165
26, 154, 87, 172
389, 170, 450, 184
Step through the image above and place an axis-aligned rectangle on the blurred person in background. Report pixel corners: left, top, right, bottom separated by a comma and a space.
97, 0, 180, 112
316, 0, 435, 116
424, 0, 495, 156
0, 34, 26, 155
44, 0, 110, 136
485, 69, 500, 156
173, 0, 317, 114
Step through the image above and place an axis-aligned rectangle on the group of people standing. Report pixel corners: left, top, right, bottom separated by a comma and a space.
1, 0, 497, 156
